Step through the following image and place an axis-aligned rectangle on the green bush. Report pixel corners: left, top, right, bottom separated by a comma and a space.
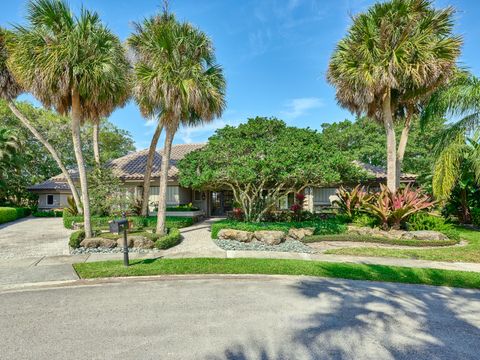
352, 213, 379, 228
33, 210, 63, 217
62, 211, 195, 230
155, 228, 182, 249
211, 218, 347, 239
406, 213, 460, 240
471, 208, 480, 226
69, 230, 85, 248
0, 207, 17, 224
14, 207, 31, 218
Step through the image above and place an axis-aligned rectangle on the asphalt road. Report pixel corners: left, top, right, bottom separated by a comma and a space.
2, 276, 480, 359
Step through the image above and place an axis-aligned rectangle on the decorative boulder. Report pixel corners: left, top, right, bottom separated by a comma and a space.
218, 229, 254, 242
116, 237, 134, 248
131, 236, 155, 249
401, 231, 448, 241
288, 227, 315, 240
254, 230, 286, 245
80, 238, 117, 248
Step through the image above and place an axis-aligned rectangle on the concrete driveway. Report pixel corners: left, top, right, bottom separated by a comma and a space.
1, 276, 479, 359
0, 217, 72, 260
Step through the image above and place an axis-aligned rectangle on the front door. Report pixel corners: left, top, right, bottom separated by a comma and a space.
211, 191, 234, 216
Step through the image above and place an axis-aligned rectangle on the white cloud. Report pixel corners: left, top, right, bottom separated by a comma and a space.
280, 97, 323, 119
144, 118, 157, 127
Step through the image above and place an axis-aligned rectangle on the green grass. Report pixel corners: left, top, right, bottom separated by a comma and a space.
303, 234, 459, 247
73, 257, 480, 289
325, 227, 480, 263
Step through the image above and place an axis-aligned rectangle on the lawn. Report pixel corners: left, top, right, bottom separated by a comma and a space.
325, 227, 480, 263
303, 234, 459, 247
73, 257, 480, 289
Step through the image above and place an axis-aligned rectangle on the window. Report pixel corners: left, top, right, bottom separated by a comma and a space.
148, 186, 179, 205
313, 188, 338, 205
47, 194, 54, 205
194, 190, 202, 201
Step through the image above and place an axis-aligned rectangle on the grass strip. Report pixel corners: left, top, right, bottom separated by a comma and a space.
73, 257, 480, 289
303, 234, 459, 247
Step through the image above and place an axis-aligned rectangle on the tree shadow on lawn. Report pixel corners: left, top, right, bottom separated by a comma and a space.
206, 277, 480, 360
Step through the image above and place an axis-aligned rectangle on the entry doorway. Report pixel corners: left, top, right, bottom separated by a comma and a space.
210, 190, 234, 216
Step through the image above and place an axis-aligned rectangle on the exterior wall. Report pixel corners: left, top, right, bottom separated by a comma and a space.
191, 190, 209, 214
37, 192, 70, 209
311, 187, 339, 211
147, 185, 192, 212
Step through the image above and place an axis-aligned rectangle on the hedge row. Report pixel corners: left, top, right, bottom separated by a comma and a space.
33, 210, 64, 217
62, 212, 194, 230
154, 228, 182, 249
211, 218, 347, 239
0, 207, 31, 224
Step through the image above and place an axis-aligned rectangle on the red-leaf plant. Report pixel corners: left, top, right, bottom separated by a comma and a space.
333, 185, 372, 219
365, 184, 436, 230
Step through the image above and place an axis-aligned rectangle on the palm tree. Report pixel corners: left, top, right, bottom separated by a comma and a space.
432, 130, 480, 222
7, 0, 130, 237
0, 128, 20, 162
327, 0, 461, 192
0, 26, 83, 212
129, 11, 226, 234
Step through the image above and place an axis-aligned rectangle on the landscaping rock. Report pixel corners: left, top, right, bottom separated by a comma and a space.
131, 236, 155, 249
287, 227, 315, 240
116, 237, 134, 248
254, 230, 286, 245
401, 230, 448, 241
80, 237, 117, 248
218, 229, 254, 242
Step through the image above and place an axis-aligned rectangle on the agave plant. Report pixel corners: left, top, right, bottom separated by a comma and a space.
333, 185, 371, 219
365, 184, 435, 230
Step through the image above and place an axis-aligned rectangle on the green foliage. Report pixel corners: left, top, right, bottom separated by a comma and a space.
33, 210, 63, 217
154, 228, 182, 249
0, 207, 17, 224
472, 208, 480, 226
166, 204, 200, 211
352, 213, 379, 228
180, 117, 366, 222
334, 185, 371, 219
211, 218, 347, 239
62, 211, 194, 230
64, 196, 79, 216
69, 230, 85, 249
406, 213, 460, 240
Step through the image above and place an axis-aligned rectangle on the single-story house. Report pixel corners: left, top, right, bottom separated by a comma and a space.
28, 143, 416, 215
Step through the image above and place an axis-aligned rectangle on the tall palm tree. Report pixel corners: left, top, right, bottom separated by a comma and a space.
0, 26, 83, 212
129, 12, 226, 234
327, 0, 461, 192
432, 130, 480, 222
7, 0, 130, 237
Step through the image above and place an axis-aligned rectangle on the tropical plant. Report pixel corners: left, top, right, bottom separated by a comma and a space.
333, 185, 372, 219
7, 0, 130, 237
64, 196, 79, 216
0, 128, 20, 162
365, 184, 435, 229
327, 0, 462, 192
432, 131, 480, 223
0, 26, 82, 211
128, 10, 226, 234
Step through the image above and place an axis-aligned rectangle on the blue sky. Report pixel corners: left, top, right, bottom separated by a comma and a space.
1, 0, 479, 149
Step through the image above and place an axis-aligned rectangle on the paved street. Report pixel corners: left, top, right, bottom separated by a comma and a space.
0, 217, 71, 259
2, 276, 480, 359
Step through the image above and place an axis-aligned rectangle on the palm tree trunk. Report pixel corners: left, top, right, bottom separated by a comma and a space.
92, 120, 101, 166
71, 90, 92, 238
460, 188, 472, 224
383, 90, 397, 192
141, 122, 163, 216
395, 113, 412, 189
7, 99, 83, 213
156, 126, 174, 235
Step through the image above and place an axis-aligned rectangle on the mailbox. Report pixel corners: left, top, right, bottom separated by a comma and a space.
109, 219, 128, 234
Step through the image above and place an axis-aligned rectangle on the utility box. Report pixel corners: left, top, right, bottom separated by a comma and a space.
109, 219, 129, 234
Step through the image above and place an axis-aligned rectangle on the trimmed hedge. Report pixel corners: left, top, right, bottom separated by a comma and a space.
69, 230, 85, 248
211, 218, 347, 239
0, 207, 31, 224
62, 211, 195, 230
406, 213, 460, 240
472, 208, 480, 227
33, 210, 63, 217
154, 228, 182, 249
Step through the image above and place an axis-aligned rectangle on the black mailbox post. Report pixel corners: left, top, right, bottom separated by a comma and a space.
109, 214, 129, 267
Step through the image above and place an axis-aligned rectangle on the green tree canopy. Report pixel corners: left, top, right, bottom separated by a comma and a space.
179, 117, 366, 222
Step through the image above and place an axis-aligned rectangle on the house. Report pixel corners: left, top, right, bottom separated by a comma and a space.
28, 143, 416, 215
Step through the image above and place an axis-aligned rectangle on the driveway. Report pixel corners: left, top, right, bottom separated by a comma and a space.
1, 276, 479, 359
0, 217, 72, 260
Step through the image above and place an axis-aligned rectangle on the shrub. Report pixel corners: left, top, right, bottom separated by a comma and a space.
365, 184, 435, 229
211, 218, 347, 239
14, 207, 31, 218
69, 230, 85, 248
0, 207, 17, 224
166, 203, 200, 211
471, 208, 480, 226
33, 210, 63, 217
352, 213, 379, 228
333, 185, 371, 219
155, 228, 182, 249
406, 213, 460, 240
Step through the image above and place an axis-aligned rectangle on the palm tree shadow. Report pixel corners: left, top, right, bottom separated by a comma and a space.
206, 278, 480, 360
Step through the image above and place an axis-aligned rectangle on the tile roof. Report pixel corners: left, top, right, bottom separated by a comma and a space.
353, 161, 417, 181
